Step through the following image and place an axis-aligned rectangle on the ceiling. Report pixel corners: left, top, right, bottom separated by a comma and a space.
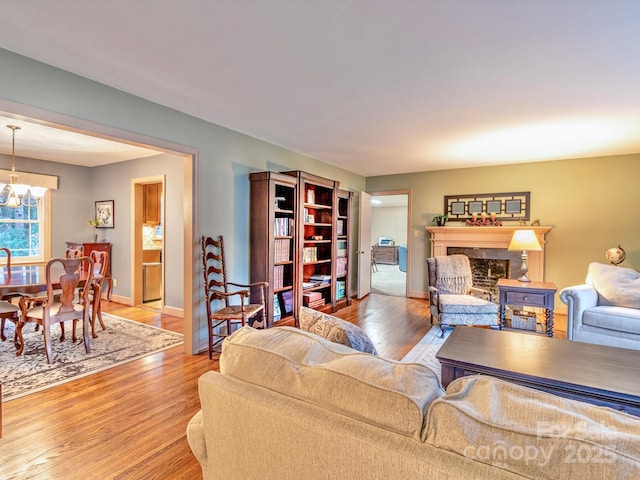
0, 1, 639, 175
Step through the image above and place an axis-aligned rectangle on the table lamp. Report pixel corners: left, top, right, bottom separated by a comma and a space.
508, 229, 541, 282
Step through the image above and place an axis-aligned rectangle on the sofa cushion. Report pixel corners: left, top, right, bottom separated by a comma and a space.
298, 306, 378, 354
426, 375, 640, 479
221, 326, 442, 441
583, 306, 640, 335
586, 262, 640, 308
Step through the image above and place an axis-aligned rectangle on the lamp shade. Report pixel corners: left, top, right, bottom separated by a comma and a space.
508, 229, 542, 252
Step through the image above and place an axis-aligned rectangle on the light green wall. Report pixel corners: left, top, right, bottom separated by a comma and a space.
0, 48, 366, 350
366, 155, 640, 306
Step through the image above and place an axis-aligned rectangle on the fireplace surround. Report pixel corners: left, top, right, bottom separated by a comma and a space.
426, 226, 551, 283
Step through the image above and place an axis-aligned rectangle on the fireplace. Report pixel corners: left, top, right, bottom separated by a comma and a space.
447, 247, 521, 298
425, 226, 551, 284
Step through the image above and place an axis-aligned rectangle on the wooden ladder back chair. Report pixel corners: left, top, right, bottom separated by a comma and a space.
19, 256, 94, 364
201, 235, 268, 359
0, 247, 21, 344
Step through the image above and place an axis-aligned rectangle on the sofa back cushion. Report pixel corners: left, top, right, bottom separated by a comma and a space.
221, 326, 442, 441
426, 375, 640, 478
586, 262, 640, 308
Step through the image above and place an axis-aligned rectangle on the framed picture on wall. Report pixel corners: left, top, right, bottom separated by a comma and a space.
95, 200, 115, 228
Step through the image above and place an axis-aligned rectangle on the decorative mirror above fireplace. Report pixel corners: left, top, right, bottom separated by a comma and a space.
444, 191, 530, 222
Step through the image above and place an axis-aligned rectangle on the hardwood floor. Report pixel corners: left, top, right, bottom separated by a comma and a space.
0, 295, 565, 479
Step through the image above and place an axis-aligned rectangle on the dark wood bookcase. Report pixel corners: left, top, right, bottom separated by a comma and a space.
249, 172, 298, 326
250, 170, 352, 326
335, 189, 352, 310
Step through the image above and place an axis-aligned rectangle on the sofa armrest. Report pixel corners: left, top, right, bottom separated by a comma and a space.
559, 284, 598, 340
186, 410, 208, 469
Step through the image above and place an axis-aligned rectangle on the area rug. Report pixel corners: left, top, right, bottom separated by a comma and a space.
0, 313, 183, 402
401, 325, 452, 384
371, 263, 407, 297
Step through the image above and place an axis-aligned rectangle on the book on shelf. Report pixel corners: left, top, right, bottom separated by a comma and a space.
306, 298, 325, 309
281, 289, 294, 315
337, 240, 347, 257
310, 274, 331, 283
336, 257, 347, 277
274, 238, 290, 263
337, 219, 345, 236
303, 291, 322, 305
273, 294, 282, 321
336, 280, 346, 300
273, 265, 284, 289
303, 246, 318, 262
274, 217, 294, 236
306, 189, 315, 204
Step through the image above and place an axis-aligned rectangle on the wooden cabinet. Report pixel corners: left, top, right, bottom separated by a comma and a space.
66, 241, 112, 299
250, 171, 352, 326
143, 183, 162, 225
249, 172, 298, 326
374, 245, 398, 265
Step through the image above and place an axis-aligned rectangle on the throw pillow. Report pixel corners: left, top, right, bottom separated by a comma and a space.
298, 306, 378, 355
586, 262, 640, 308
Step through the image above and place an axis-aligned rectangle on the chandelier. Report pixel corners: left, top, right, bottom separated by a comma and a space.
1, 125, 47, 208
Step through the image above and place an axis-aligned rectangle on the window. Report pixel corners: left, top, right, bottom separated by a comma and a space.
0, 196, 46, 262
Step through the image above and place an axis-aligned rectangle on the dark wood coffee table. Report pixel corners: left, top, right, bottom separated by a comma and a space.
436, 327, 640, 416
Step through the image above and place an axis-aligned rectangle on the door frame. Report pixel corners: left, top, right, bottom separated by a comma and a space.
0, 98, 199, 354
369, 189, 411, 298
132, 176, 166, 308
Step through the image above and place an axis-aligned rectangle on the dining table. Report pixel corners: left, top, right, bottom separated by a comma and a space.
0, 264, 94, 296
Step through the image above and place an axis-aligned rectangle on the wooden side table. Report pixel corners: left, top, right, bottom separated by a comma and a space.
497, 278, 557, 337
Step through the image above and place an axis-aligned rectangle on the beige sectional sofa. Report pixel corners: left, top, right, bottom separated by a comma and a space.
187, 326, 640, 479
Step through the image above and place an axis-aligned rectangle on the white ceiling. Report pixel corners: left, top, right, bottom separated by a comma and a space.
0, 114, 160, 167
0, 1, 639, 175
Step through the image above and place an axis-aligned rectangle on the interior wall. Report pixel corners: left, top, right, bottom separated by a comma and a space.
92, 153, 184, 308
372, 206, 408, 245
366, 154, 640, 305
0, 48, 366, 353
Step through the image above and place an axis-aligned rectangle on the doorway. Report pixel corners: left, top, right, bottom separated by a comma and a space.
132, 177, 165, 311
370, 192, 410, 297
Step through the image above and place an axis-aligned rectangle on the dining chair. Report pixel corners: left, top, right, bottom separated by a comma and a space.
19, 256, 94, 363
201, 235, 268, 359
73, 250, 109, 342
0, 247, 21, 345
65, 247, 83, 259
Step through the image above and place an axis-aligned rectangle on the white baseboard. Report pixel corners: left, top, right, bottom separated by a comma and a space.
408, 290, 428, 299
104, 294, 184, 318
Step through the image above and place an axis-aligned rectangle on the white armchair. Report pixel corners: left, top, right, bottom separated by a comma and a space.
560, 262, 640, 350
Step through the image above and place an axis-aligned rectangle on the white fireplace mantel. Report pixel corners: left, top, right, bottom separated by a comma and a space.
425, 226, 552, 282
